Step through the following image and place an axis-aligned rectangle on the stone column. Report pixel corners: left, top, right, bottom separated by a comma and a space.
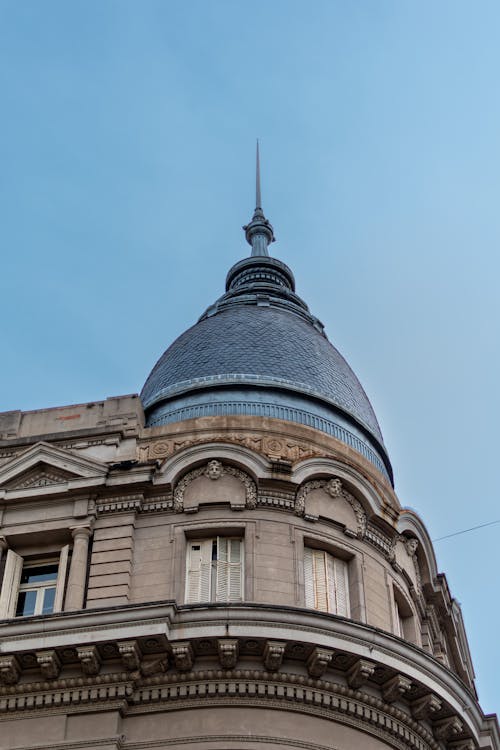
65, 527, 92, 611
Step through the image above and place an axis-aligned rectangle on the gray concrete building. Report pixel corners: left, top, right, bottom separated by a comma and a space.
0, 178, 498, 750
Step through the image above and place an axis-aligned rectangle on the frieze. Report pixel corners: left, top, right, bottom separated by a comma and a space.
139, 432, 323, 465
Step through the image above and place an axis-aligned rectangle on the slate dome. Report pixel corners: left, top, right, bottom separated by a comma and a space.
141, 248, 393, 484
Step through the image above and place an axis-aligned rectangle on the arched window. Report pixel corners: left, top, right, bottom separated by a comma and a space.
304, 547, 350, 617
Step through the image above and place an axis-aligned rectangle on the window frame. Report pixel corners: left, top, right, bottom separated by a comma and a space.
303, 546, 350, 617
0, 546, 69, 619
184, 536, 244, 604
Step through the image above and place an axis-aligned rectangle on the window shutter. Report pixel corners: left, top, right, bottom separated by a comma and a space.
216, 537, 229, 601
313, 549, 328, 611
304, 547, 350, 617
54, 544, 70, 613
332, 557, 349, 617
186, 540, 212, 603
0, 550, 23, 618
304, 547, 315, 608
227, 539, 242, 602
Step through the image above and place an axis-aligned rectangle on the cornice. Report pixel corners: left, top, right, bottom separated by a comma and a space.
0, 603, 495, 748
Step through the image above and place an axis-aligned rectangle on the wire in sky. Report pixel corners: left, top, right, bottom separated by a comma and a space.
433, 519, 500, 542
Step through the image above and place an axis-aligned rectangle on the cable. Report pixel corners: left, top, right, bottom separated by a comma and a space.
433, 519, 500, 542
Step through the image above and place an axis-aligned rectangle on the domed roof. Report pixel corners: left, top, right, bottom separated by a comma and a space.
141, 172, 392, 483
142, 303, 383, 445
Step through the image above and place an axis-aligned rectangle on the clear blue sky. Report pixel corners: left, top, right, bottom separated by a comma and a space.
1, 1, 499, 713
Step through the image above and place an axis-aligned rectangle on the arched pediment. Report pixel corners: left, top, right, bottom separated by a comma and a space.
154, 442, 271, 487
172, 459, 257, 513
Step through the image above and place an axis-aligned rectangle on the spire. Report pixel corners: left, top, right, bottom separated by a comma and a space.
243, 140, 275, 256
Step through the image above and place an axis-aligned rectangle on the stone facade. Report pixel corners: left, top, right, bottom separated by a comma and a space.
0, 399, 498, 750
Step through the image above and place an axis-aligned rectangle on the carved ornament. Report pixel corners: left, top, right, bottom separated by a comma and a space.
76, 645, 101, 676
36, 650, 61, 680
173, 460, 257, 512
0, 655, 21, 685
218, 639, 239, 669
294, 477, 367, 536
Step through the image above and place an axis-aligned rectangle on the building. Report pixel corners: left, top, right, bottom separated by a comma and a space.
0, 164, 498, 750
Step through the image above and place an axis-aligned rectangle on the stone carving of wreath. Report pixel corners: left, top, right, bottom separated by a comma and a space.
294, 477, 367, 537
173, 460, 257, 512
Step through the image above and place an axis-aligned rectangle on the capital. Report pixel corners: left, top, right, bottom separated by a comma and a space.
70, 525, 93, 541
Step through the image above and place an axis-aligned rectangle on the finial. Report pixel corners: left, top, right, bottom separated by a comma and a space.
243, 140, 275, 256
256, 139, 262, 209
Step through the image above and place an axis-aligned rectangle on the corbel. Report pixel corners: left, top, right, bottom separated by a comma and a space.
0, 654, 21, 685
448, 741, 475, 750
171, 641, 194, 671
411, 693, 442, 721
36, 649, 61, 679
218, 639, 239, 669
433, 716, 464, 741
117, 640, 142, 671
306, 647, 333, 678
263, 640, 286, 671
76, 645, 101, 676
346, 658, 376, 689
140, 657, 168, 677
382, 674, 412, 703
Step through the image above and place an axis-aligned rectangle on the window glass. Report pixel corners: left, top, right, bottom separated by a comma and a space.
16, 590, 37, 617
20, 564, 58, 585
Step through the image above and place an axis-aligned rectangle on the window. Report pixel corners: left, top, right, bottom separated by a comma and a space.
391, 584, 417, 643
0, 547, 69, 619
185, 537, 243, 604
304, 547, 349, 617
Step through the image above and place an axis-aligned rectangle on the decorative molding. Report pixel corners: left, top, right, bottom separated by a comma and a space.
294, 477, 366, 536
411, 693, 442, 721
36, 650, 61, 679
218, 639, 239, 668
263, 640, 286, 671
118, 640, 142, 671
433, 716, 464, 741
140, 433, 323, 466
96, 494, 143, 514
306, 647, 333, 677
0, 655, 21, 686
173, 461, 257, 512
382, 673, 412, 703
76, 645, 101, 676
5, 465, 75, 490
171, 642, 194, 671
346, 658, 375, 689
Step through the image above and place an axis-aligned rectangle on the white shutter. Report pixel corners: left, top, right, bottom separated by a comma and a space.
332, 557, 349, 617
0, 550, 23, 618
304, 547, 315, 608
393, 595, 404, 638
227, 539, 242, 602
54, 544, 69, 613
186, 540, 212, 603
313, 549, 328, 611
304, 547, 350, 616
215, 538, 242, 602
216, 537, 229, 602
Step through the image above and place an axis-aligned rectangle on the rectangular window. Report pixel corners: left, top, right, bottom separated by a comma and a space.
0, 547, 69, 619
304, 547, 349, 617
185, 537, 243, 604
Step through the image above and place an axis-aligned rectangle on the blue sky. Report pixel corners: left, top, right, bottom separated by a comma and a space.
1, 1, 499, 713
